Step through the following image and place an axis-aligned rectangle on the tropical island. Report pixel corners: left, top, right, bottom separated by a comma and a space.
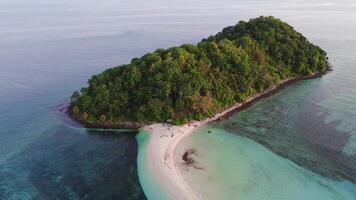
68, 16, 330, 200
69, 16, 329, 129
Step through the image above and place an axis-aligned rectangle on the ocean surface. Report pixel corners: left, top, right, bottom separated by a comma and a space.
1, 0, 355, 199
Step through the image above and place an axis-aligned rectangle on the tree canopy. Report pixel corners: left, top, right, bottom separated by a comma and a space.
69, 16, 328, 125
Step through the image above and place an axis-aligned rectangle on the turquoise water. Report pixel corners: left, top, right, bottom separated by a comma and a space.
1, 0, 356, 199
176, 127, 356, 199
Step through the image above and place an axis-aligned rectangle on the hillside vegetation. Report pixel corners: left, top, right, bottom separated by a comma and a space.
69, 16, 328, 125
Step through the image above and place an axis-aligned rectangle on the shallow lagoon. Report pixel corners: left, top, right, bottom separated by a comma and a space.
175, 127, 356, 200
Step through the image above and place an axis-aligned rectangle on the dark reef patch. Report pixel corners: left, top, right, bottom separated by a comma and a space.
0, 125, 147, 200
182, 149, 203, 170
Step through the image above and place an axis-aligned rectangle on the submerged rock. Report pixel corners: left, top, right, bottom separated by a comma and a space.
70, 91, 80, 104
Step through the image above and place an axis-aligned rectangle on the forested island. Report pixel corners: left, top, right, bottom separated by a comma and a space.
69, 16, 329, 128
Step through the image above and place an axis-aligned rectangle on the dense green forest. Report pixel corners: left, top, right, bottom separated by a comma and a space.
69, 16, 328, 125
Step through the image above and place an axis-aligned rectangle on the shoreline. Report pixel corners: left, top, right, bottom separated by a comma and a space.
140, 68, 331, 200
68, 66, 331, 130
211, 68, 331, 123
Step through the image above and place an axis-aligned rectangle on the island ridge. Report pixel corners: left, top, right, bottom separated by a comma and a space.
68, 16, 329, 128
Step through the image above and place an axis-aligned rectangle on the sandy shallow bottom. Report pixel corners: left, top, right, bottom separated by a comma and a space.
175, 126, 356, 200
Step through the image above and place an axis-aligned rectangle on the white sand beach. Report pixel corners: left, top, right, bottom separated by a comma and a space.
141, 76, 324, 200
142, 99, 250, 200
